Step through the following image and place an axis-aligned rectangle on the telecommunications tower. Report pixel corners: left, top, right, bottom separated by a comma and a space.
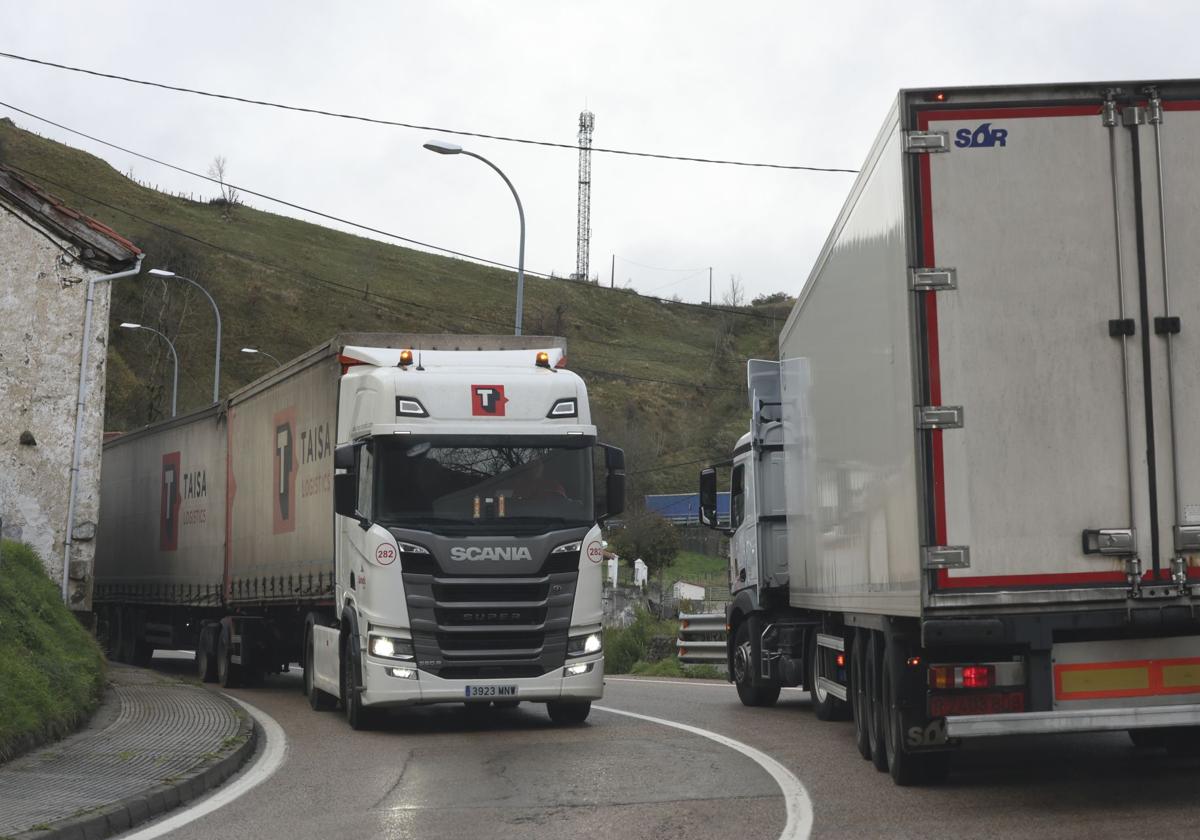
573, 111, 595, 282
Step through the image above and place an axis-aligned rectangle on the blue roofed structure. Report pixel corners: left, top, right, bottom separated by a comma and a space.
644, 492, 730, 525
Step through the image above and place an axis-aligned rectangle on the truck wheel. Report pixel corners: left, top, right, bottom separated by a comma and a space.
866, 631, 888, 772
808, 629, 850, 721
882, 651, 950, 786
196, 625, 218, 683
305, 628, 337, 711
341, 634, 374, 730
732, 622, 780, 707
217, 624, 241, 688
851, 629, 872, 760
547, 700, 591, 725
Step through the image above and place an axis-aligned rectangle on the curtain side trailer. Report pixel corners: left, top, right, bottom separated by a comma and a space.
700, 80, 1200, 784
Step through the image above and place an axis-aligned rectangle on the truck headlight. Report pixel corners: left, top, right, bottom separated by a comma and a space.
369, 634, 414, 660
567, 632, 602, 657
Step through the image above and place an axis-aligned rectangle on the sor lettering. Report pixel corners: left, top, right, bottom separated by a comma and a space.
954, 122, 1008, 149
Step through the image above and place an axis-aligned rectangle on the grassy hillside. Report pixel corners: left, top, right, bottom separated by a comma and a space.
0, 541, 106, 762
0, 117, 790, 495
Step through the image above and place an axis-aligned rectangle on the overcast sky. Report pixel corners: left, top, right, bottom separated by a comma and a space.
4, 1, 1200, 303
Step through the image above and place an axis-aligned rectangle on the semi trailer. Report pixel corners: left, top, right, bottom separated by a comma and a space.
700, 79, 1200, 784
94, 333, 624, 728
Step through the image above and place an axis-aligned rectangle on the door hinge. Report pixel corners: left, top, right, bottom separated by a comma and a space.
916, 405, 964, 430
909, 267, 958, 291
1154, 316, 1181, 335
1175, 525, 1200, 552
1081, 528, 1136, 556
904, 130, 949, 154
1122, 106, 1146, 127
923, 546, 970, 570
1108, 318, 1136, 337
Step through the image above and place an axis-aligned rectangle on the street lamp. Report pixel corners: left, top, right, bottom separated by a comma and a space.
423, 140, 526, 336
121, 323, 179, 417
147, 268, 222, 403
241, 347, 282, 367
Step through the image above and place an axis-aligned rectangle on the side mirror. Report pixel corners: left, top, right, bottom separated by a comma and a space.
598, 443, 625, 520
334, 442, 356, 470
699, 468, 718, 529
334, 473, 358, 518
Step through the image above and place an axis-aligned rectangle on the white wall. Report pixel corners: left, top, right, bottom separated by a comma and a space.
0, 207, 112, 609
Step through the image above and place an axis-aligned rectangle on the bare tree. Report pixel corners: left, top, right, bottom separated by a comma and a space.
722, 274, 746, 308
207, 155, 240, 213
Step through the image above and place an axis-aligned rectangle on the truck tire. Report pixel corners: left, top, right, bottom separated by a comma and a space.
196, 624, 218, 683
882, 649, 950, 786
305, 627, 337, 711
341, 633, 374, 730
851, 629, 872, 760
808, 629, 850, 721
547, 700, 591, 725
866, 631, 888, 772
732, 621, 780, 707
217, 624, 241, 688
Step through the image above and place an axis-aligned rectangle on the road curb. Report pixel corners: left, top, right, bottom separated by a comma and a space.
11, 690, 257, 840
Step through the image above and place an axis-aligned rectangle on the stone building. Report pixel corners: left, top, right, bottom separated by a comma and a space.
0, 165, 142, 610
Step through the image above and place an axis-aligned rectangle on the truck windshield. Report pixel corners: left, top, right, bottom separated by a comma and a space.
373, 437, 595, 533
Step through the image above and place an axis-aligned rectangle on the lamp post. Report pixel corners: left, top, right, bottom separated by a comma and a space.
147, 268, 222, 402
423, 140, 526, 336
241, 347, 282, 367
121, 323, 178, 417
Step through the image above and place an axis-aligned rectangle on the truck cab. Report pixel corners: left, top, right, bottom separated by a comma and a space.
307, 342, 624, 728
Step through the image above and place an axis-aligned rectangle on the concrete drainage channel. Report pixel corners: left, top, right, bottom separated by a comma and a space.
0, 665, 256, 840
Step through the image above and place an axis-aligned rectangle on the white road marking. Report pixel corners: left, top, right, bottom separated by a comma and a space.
118, 697, 288, 839
594, 704, 813, 840
606, 676, 804, 691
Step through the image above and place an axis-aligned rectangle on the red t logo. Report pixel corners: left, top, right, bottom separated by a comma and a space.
471, 385, 508, 416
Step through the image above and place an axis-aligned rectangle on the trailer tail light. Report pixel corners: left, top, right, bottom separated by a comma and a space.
929, 664, 996, 689
961, 665, 994, 689
835, 653, 846, 668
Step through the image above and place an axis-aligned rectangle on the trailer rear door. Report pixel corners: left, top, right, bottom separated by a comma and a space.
911, 88, 1200, 603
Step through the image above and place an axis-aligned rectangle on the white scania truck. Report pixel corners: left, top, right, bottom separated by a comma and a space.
95, 333, 624, 728
700, 79, 1200, 784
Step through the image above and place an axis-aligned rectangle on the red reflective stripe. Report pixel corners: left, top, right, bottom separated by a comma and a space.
1054, 656, 1200, 701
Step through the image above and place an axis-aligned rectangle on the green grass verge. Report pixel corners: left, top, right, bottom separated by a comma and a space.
664, 551, 727, 583
0, 540, 106, 763
629, 659, 724, 680
605, 609, 679, 674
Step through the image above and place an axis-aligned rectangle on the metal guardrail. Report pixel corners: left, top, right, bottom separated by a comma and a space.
677, 612, 727, 665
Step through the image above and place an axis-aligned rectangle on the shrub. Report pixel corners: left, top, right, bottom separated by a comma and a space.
0, 540, 106, 762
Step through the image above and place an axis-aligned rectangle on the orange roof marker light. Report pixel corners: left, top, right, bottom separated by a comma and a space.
399, 349, 414, 368
535, 351, 551, 368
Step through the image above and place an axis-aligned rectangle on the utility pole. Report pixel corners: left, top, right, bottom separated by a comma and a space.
610, 254, 615, 288
708, 267, 713, 305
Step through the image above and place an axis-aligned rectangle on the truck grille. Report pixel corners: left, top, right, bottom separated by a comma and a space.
402, 566, 577, 680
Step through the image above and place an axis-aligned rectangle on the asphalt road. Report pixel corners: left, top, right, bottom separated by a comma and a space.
126, 658, 1200, 840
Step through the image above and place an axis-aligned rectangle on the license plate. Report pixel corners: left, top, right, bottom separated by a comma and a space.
464, 684, 519, 699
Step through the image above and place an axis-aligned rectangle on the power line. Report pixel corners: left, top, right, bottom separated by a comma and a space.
0, 51, 859, 174
616, 256, 708, 273
9, 162, 753, 395
0, 99, 545, 277
0, 99, 788, 324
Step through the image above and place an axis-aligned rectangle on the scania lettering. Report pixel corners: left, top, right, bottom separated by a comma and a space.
94, 333, 624, 729
450, 546, 535, 562
698, 80, 1200, 785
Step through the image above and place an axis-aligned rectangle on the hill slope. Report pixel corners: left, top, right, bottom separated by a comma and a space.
0, 117, 789, 495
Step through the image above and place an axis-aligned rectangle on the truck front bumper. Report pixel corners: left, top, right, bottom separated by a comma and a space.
360, 655, 605, 708
946, 702, 1200, 738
